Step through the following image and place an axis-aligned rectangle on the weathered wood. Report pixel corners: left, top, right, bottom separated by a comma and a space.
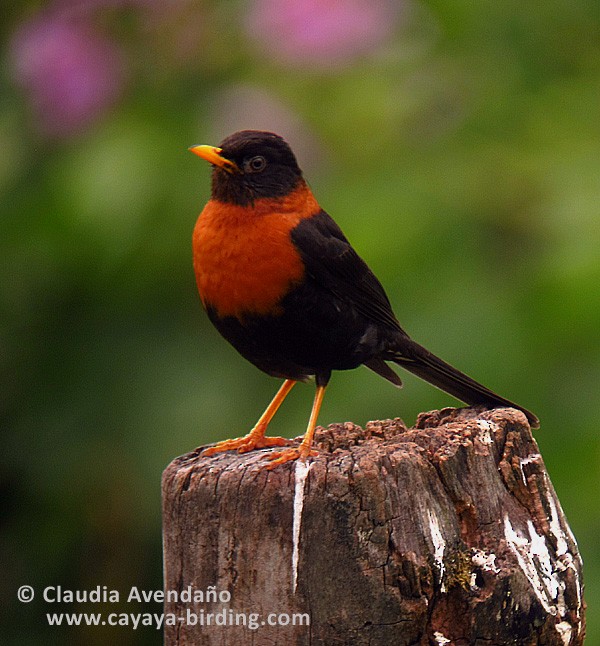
162, 407, 585, 645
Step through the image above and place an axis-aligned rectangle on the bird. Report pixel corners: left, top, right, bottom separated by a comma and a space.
189, 130, 539, 468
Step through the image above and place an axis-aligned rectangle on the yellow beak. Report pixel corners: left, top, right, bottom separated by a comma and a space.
188, 145, 239, 173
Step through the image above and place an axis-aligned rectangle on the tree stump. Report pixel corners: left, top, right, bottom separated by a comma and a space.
162, 407, 585, 645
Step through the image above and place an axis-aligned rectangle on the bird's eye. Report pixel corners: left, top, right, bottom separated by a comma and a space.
244, 155, 267, 173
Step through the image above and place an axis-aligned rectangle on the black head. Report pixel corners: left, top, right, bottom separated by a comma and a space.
190, 130, 304, 206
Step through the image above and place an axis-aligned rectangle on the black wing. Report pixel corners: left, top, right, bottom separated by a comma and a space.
290, 210, 406, 335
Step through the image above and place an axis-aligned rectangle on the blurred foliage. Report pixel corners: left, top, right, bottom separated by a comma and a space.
1, 0, 599, 643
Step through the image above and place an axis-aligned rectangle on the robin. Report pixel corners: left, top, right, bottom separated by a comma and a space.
190, 130, 539, 468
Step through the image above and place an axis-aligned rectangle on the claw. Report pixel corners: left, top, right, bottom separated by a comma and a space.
263, 446, 318, 470
200, 379, 325, 471
202, 379, 297, 458
202, 434, 290, 457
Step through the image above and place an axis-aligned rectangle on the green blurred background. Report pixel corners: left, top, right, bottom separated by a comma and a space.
1, 1, 599, 643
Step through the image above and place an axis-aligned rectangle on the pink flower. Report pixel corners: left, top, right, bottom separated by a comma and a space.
245, 0, 397, 69
10, 14, 125, 137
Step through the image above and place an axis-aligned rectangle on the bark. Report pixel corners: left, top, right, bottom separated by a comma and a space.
162, 407, 585, 645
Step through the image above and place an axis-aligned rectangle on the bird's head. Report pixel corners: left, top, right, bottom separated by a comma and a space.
189, 130, 303, 206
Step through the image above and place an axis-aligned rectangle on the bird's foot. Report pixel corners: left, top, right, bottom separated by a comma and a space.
262, 445, 318, 470
202, 428, 290, 457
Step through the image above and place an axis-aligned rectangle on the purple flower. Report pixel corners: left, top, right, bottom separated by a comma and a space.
10, 13, 125, 137
245, 0, 397, 69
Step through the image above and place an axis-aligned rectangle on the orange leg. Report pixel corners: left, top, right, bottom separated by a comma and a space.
202, 379, 296, 456
263, 384, 326, 469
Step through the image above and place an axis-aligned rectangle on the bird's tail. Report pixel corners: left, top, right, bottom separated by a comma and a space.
393, 339, 539, 428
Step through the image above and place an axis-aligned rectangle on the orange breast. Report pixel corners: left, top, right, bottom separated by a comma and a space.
193, 182, 320, 319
